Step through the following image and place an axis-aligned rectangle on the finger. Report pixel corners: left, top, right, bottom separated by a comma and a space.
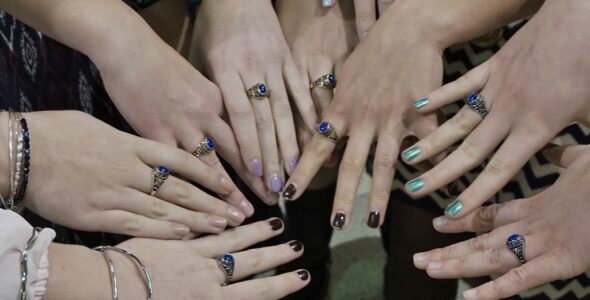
414, 63, 490, 113
222, 270, 310, 300
136, 139, 235, 197
101, 210, 193, 239
542, 144, 590, 169
404, 112, 511, 198
267, 70, 299, 180
195, 218, 285, 257
332, 128, 374, 229
445, 128, 551, 219
367, 128, 402, 228
402, 106, 482, 165
284, 57, 317, 132
377, 0, 395, 15
433, 199, 531, 233
308, 65, 335, 118
218, 73, 264, 177
354, 0, 377, 39
463, 254, 565, 300
223, 240, 304, 282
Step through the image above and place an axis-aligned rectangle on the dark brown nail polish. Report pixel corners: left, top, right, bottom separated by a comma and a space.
269, 218, 283, 231
367, 211, 380, 228
289, 240, 303, 252
447, 182, 460, 197
333, 212, 346, 229
282, 184, 297, 200
297, 270, 309, 281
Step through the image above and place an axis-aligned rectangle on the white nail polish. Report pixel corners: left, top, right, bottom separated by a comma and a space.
463, 289, 477, 299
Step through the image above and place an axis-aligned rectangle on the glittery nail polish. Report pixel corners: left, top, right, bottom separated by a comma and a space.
333, 212, 346, 229
297, 270, 310, 280
289, 240, 303, 252
283, 184, 297, 200
367, 211, 380, 228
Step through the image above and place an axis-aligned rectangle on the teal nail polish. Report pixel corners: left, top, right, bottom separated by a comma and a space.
446, 200, 463, 216
407, 178, 425, 192
402, 146, 422, 161
414, 98, 430, 109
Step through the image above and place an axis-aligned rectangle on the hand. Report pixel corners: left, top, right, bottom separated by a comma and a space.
321, 0, 397, 39
401, 0, 590, 219
45, 218, 310, 300
193, 0, 317, 201
282, 4, 443, 229
22, 111, 248, 239
412, 144, 590, 299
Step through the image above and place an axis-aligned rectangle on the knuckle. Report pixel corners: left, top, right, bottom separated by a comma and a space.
483, 157, 507, 177
437, 246, 453, 260
228, 105, 254, 120
122, 216, 142, 234
335, 191, 355, 206
485, 248, 503, 267
472, 205, 500, 230
254, 112, 274, 130
374, 153, 396, 170
508, 266, 530, 287
249, 253, 263, 270
456, 257, 467, 273
340, 156, 365, 173
271, 99, 293, 118
371, 192, 390, 205
149, 200, 168, 218
468, 234, 490, 251
456, 140, 482, 163
173, 180, 192, 201
256, 280, 273, 298
307, 138, 334, 157
449, 109, 476, 136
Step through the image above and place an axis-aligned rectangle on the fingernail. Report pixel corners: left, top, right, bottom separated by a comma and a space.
445, 200, 463, 216
413, 252, 431, 265
402, 146, 421, 161
289, 240, 303, 252
251, 159, 263, 177
322, 0, 334, 7
428, 261, 442, 271
239, 200, 254, 217
288, 158, 298, 173
360, 31, 368, 39
173, 223, 190, 237
407, 178, 425, 192
433, 216, 448, 228
447, 182, 460, 196
209, 216, 228, 229
269, 218, 283, 231
282, 183, 297, 200
219, 176, 234, 193
414, 97, 430, 109
270, 173, 283, 193
297, 270, 310, 281
228, 207, 245, 223
367, 210, 380, 228
463, 289, 477, 299
333, 212, 346, 229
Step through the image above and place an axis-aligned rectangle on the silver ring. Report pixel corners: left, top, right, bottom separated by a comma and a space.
217, 253, 235, 286
506, 234, 527, 264
310, 74, 337, 89
192, 137, 216, 157
317, 121, 339, 142
465, 92, 488, 117
150, 165, 169, 196
246, 83, 270, 99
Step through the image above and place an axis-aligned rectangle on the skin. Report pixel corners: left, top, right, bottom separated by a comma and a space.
283, 0, 543, 229
192, 0, 317, 201
44, 219, 310, 300
0, 111, 247, 239
402, 0, 590, 220
412, 144, 590, 299
322, 0, 397, 40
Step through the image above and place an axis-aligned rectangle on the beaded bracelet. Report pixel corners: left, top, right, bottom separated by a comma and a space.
94, 246, 153, 300
3, 110, 30, 213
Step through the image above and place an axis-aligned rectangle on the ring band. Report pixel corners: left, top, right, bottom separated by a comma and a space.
216, 253, 235, 286
150, 165, 169, 196
506, 233, 527, 264
318, 121, 339, 142
246, 83, 270, 99
465, 92, 488, 117
310, 74, 337, 89
192, 137, 216, 157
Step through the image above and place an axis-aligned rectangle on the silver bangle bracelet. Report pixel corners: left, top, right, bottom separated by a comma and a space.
18, 228, 39, 300
94, 246, 119, 300
94, 246, 153, 300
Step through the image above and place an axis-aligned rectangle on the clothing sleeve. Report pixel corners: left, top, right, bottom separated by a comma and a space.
0, 209, 56, 300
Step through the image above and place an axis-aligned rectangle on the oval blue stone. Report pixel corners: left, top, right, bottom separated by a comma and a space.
319, 122, 330, 133
328, 75, 336, 84
258, 84, 267, 94
206, 137, 216, 149
223, 254, 234, 263
467, 92, 478, 104
157, 165, 169, 174
508, 234, 520, 242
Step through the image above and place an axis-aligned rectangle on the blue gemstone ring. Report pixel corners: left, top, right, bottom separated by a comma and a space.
310, 74, 337, 90
246, 83, 270, 99
192, 137, 216, 157
506, 233, 527, 264
150, 165, 170, 196
318, 121, 340, 142
464, 92, 488, 117
216, 253, 235, 285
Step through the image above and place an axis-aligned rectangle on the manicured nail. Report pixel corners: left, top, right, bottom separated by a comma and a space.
413, 97, 430, 109
427, 261, 442, 271
270, 173, 283, 193
402, 146, 421, 161
367, 211, 380, 228
445, 200, 463, 216
413, 252, 431, 265
322, 0, 334, 7
239, 200, 254, 217
407, 178, 425, 192
173, 223, 190, 237
282, 183, 297, 200
209, 216, 228, 229
228, 207, 245, 223
251, 159, 263, 177
463, 289, 477, 299
333, 212, 346, 229
288, 158, 298, 173
433, 216, 448, 228
269, 218, 283, 231
289, 240, 303, 252
297, 270, 310, 281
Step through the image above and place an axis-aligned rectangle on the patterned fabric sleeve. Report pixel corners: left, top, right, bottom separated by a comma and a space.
0, 209, 56, 300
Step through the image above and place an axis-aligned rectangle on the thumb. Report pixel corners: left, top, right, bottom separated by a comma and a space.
542, 144, 590, 168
